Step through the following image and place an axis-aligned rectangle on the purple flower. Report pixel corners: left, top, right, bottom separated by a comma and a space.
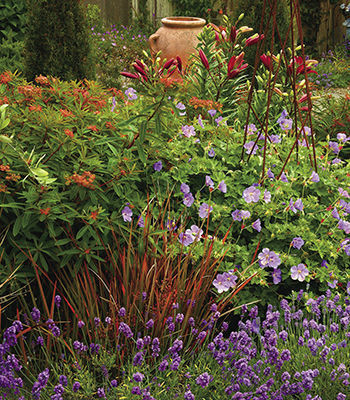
78, 320, 85, 329
178, 231, 195, 246
122, 206, 132, 222
153, 161, 163, 171
146, 319, 154, 329
341, 239, 350, 256
51, 325, 61, 337
176, 102, 186, 111
31, 307, 41, 323
329, 141, 340, 154
272, 268, 282, 284
213, 274, 231, 293
111, 96, 116, 112
310, 171, 320, 182
182, 125, 196, 137
267, 168, 275, 179
245, 123, 257, 135
208, 109, 217, 117
339, 187, 350, 198
280, 172, 288, 182
205, 175, 214, 189
215, 116, 226, 126
338, 220, 350, 234
199, 203, 213, 218
258, 248, 281, 269
184, 389, 195, 400
289, 198, 304, 213
105, 316, 112, 324
111, 379, 118, 387
270, 134, 281, 143
291, 264, 309, 281
208, 148, 215, 157
59, 375, 68, 387
242, 186, 261, 203
196, 372, 212, 388
218, 180, 227, 193
232, 209, 250, 221
252, 219, 261, 232
137, 215, 145, 228
183, 192, 194, 207
180, 183, 190, 194
198, 114, 204, 128
125, 87, 137, 100
291, 237, 304, 249
189, 225, 203, 241
279, 118, 293, 131
264, 190, 271, 203
118, 307, 126, 317
131, 386, 142, 395
72, 382, 80, 392
94, 317, 100, 326
244, 141, 258, 155
54, 295, 61, 308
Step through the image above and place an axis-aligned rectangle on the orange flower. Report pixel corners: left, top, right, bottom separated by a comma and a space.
218, 9, 223, 14
0, 72, 12, 84
64, 129, 74, 138
0, 96, 9, 105
90, 210, 99, 220
87, 125, 98, 132
35, 75, 50, 86
40, 207, 51, 215
60, 109, 74, 118
28, 104, 42, 112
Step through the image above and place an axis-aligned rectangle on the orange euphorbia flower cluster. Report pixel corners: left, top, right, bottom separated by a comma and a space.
0, 72, 12, 85
189, 97, 223, 112
66, 171, 95, 189
18, 85, 42, 99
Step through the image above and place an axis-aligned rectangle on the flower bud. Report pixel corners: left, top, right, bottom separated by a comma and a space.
199, 49, 210, 70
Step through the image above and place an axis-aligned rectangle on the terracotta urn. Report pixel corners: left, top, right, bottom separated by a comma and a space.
149, 17, 206, 73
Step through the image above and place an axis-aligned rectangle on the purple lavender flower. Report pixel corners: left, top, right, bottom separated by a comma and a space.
119, 322, 133, 338
183, 192, 194, 207
111, 379, 118, 387
184, 389, 195, 400
118, 307, 126, 317
291, 264, 309, 281
218, 180, 227, 193
243, 186, 261, 203
94, 317, 100, 327
51, 325, 60, 337
131, 387, 142, 395
291, 237, 304, 249
54, 295, 61, 308
252, 219, 261, 232
72, 382, 80, 393
78, 320, 85, 329
196, 372, 212, 387
182, 125, 196, 137
31, 307, 41, 323
137, 215, 145, 228
199, 203, 213, 218
146, 319, 154, 329
59, 375, 68, 387
153, 161, 163, 171
122, 206, 132, 222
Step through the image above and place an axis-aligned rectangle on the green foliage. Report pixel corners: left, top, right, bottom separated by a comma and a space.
0, 35, 24, 73
231, 0, 291, 68
84, 3, 105, 34
170, 0, 214, 20
0, 0, 27, 42
90, 24, 148, 89
299, 0, 322, 56
24, 0, 95, 82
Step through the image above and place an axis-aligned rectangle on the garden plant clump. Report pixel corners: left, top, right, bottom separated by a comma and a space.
0, 7, 350, 400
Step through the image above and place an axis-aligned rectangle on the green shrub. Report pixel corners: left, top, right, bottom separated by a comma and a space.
24, 0, 95, 81
0, 0, 27, 42
171, 0, 215, 20
0, 36, 24, 73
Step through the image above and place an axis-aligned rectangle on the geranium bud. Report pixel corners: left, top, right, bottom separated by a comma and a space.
176, 56, 182, 72
260, 54, 272, 70
245, 33, 264, 47
230, 26, 237, 42
163, 58, 176, 70
199, 50, 210, 70
120, 71, 139, 79
133, 64, 147, 77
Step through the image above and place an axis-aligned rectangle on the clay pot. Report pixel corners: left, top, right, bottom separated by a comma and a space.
149, 17, 206, 73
